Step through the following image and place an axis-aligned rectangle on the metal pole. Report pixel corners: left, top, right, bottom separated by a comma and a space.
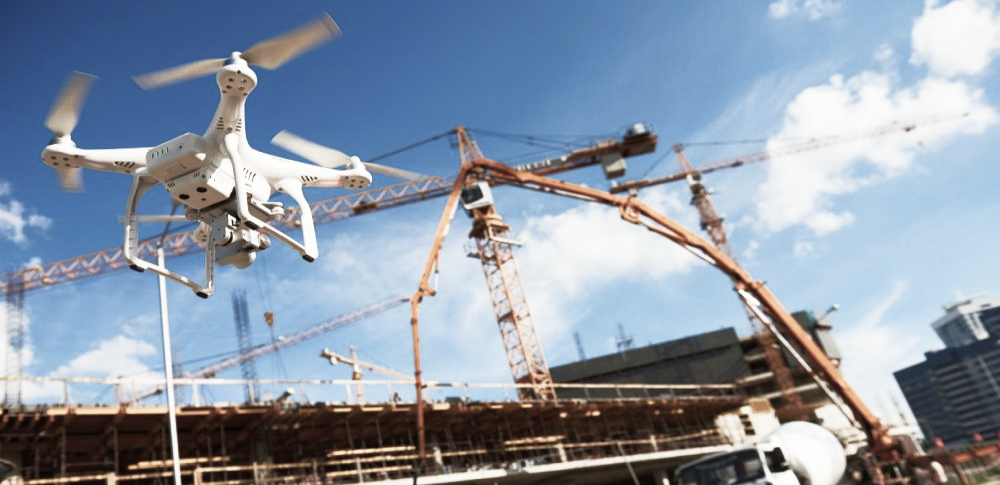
157, 247, 183, 485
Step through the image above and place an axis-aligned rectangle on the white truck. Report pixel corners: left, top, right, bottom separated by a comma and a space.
675, 422, 847, 485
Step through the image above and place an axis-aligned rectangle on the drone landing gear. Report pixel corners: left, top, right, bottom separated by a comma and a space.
221, 134, 319, 263
124, 175, 216, 298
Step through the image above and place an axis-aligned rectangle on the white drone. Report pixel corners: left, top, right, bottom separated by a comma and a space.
41, 14, 418, 298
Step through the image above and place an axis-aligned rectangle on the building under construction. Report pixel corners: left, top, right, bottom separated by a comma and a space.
0, 284, 872, 484
5, 123, 999, 485
0, 383, 753, 484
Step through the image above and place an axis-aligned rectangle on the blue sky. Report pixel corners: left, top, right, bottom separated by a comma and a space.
2, 0, 1000, 421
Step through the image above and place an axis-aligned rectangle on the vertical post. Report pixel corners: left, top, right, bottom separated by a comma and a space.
60, 427, 66, 477
157, 248, 183, 485
952, 463, 970, 485
113, 425, 119, 475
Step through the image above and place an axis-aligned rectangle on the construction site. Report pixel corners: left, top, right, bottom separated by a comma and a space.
5, 120, 1000, 485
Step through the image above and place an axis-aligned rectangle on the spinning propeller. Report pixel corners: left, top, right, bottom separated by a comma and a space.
133, 14, 342, 89
44, 71, 97, 191
271, 130, 425, 182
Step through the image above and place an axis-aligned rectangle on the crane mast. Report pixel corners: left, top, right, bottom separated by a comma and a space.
4, 273, 25, 407
468, 206, 556, 400
455, 127, 558, 400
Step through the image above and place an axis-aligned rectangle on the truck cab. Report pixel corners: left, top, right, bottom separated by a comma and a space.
676, 446, 801, 485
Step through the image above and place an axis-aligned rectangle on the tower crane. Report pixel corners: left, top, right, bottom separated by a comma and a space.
456, 128, 557, 401
320, 346, 411, 404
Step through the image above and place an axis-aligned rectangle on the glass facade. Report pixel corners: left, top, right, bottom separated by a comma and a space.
896, 295, 1000, 446
895, 339, 1000, 445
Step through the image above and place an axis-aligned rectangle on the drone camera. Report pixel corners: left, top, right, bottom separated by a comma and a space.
164, 166, 235, 210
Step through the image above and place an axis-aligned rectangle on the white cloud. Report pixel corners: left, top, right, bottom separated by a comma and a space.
0, 182, 53, 245
49, 335, 157, 378
754, 71, 997, 235
874, 44, 895, 63
806, 210, 855, 236
517, 189, 699, 299
769, 0, 843, 20
3, 302, 159, 403
911, 0, 1000, 77
742, 239, 761, 263
793, 240, 815, 258
754, 1, 1000, 240
16, 334, 161, 404
769, 0, 796, 18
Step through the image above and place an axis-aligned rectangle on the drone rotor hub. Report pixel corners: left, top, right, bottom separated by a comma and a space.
342, 174, 372, 191
218, 64, 257, 97
46, 135, 76, 147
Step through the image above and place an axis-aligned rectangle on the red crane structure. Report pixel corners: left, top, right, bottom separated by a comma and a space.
2, 116, 973, 481
407, 154, 937, 482
2, 115, 957, 412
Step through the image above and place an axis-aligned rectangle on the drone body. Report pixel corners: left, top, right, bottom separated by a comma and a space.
39, 14, 412, 298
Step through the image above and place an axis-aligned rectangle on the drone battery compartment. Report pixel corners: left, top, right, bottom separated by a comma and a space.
147, 133, 235, 210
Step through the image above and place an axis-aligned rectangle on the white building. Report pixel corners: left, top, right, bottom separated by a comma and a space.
931, 294, 1000, 348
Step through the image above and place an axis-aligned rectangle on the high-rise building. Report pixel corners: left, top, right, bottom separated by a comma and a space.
931, 294, 1000, 348
894, 294, 1000, 446
894, 340, 1000, 446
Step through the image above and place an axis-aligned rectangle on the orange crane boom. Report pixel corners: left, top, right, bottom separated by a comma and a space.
468, 157, 911, 479
671, 143, 804, 416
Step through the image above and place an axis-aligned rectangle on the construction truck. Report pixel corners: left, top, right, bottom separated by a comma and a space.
675, 422, 847, 485
675, 420, 949, 485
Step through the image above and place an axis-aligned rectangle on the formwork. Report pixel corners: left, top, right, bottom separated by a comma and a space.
0, 391, 744, 484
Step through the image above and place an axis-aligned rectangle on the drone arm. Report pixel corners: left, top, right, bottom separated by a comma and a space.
222, 133, 263, 229
42, 145, 149, 175
274, 179, 318, 261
